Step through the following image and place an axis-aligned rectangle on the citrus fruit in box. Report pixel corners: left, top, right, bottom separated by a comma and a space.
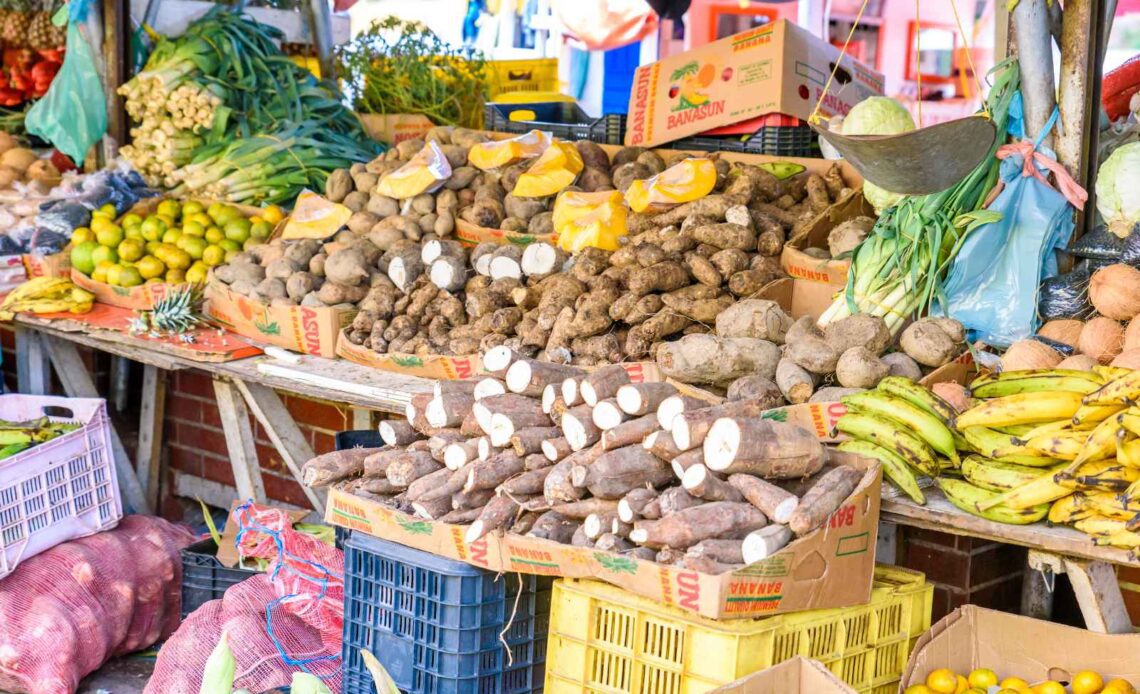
166, 268, 186, 283
136, 256, 165, 280
185, 262, 208, 284
71, 227, 94, 244
202, 245, 225, 267
94, 224, 124, 248
117, 238, 145, 263
968, 669, 997, 689
926, 669, 959, 694
69, 241, 98, 275
90, 245, 118, 267
1072, 671, 1105, 694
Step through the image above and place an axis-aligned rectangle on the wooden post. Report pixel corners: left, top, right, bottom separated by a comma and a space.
137, 365, 166, 510
212, 378, 267, 504
15, 327, 51, 395
1063, 557, 1134, 633
1057, 0, 1105, 236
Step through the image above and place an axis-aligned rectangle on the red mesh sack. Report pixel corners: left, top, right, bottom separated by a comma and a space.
0, 515, 194, 694
146, 503, 344, 693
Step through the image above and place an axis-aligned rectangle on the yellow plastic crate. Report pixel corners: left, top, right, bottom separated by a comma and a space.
488, 58, 560, 98
545, 565, 932, 694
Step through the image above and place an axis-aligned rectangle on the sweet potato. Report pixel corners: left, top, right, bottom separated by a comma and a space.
656, 334, 779, 385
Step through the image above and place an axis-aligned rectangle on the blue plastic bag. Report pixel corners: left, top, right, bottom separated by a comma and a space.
937, 110, 1081, 348
25, 0, 107, 165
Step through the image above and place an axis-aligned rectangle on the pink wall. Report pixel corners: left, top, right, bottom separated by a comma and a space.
876, 0, 981, 96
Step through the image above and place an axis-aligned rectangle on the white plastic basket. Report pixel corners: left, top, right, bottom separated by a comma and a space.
0, 394, 122, 579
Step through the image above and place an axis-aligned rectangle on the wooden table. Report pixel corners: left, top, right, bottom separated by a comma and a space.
882, 489, 1137, 634
11, 316, 432, 519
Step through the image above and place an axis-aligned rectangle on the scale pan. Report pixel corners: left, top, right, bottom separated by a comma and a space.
814, 116, 996, 195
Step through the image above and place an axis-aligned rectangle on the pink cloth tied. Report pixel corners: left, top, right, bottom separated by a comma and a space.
996, 140, 1088, 211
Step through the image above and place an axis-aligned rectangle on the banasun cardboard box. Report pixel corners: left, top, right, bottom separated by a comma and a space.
900, 606, 1140, 692
711, 657, 856, 693
625, 19, 883, 148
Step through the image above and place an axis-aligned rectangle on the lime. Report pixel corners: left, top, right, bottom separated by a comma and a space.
181, 236, 207, 260
165, 248, 192, 271
261, 205, 285, 225
202, 245, 226, 267
136, 255, 165, 280
223, 249, 241, 263
91, 261, 112, 283
98, 203, 117, 218
182, 200, 204, 216
242, 237, 263, 251
118, 266, 144, 288
117, 238, 145, 262
249, 221, 273, 240
204, 226, 225, 244
90, 245, 119, 267
120, 213, 143, 227
162, 229, 183, 245
123, 226, 144, 241
104, 264, 124, 287
182, 221, 205, 238
165, 268, 186, 283
71, 227, 94, 245
185, 262, 208, 284
140, 216, 167, 241
69, 241, 99, 276
218, 239, 241, 253
190, 212, 212, 228
95, 224, 124, 248
223, 218, 251, 244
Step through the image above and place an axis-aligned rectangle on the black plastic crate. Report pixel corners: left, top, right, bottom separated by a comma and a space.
673, 124, 816, 157
485, 102, 625, 145
179, 538, 259, 619
341, 531, 551, 694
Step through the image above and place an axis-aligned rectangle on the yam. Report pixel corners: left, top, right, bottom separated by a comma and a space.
714, 299, 792, 342
630, 502, 766, 549
899, 318, 961, 367
784, 317, 840, 374
725, 375, 784, 407
835, 347, 889, 388
880, 352, 923, 380
823, 314, 891, 355
656, 334, 780, 385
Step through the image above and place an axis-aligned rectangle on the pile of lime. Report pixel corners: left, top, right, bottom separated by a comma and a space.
69, 200, 283, 288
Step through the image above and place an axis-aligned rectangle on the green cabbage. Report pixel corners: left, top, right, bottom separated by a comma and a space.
1096, 141, 1140, 238
842, 97, 916, 214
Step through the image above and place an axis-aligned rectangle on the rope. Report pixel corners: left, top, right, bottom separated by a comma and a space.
807, 0, 870, 125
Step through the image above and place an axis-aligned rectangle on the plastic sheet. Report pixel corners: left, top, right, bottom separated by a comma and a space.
1068, 224, 1125, 260
1038, 268, 1092, 320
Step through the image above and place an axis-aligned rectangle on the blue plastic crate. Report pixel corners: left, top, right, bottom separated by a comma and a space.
342, 531, 551, 694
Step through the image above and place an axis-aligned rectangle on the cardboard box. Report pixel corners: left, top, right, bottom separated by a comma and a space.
900, 606, 1140, 691
71, 268, 191, 311
22, 252, 69, 279
711, 657, 856, 694
358, 113, 436, 145
204, 280, 354, 358
625, 20, 884, 148
779, 189, 875, 319
326, 451, 880, 620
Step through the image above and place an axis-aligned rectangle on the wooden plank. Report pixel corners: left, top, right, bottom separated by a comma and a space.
881, 491, 1140, 567
110, 356, 130, 412
42, 336, 152, 515
352, 408, 372, 431
137, 365, 166, 509
15, 318, 185, 370
14, 327, 50, 395
234, 379, 326, 514
212, 378, 267, 504
1063, 557, 1134, 633
234, 358, 432, 413
172, 471, 317, 520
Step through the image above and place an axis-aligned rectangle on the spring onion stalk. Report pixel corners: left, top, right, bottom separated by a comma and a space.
818, 58, 1021, 335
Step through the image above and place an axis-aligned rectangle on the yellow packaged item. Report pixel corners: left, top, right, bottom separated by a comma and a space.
624, 157, 717, 213
376, 141, 453, 199
281, 191, 349, 240
512, 142, 584, 198
468, 129, 552, 171
554, 190, 627, 252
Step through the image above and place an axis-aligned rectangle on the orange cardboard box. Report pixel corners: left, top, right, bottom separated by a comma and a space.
204, 280, 354, 358
22, 252, 69, 279
712, 657, 856, 694
625, 20, 884, 148
900, 606, 1140, 692
71, 268, 190, 311
326, 451, 880, 620
358, 113, 436, 145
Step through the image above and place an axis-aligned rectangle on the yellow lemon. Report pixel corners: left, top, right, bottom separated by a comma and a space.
249, 220, 273, 240
202, 245, 226, 267
905, 687, 934, 694
1072, 671, 1105, 694
71, 227, 94, 244
104, 263, 124, 287
119, 213, 142, 227
117, 238, 145, 263
927, 669, 960, 694
204, 226, 225, 244
1103, 680, 1136, 694
185, 263, 208, 284
261, 204, 285, 225
140, 217, 165, 242
161, 229, 182, 245
90, 245, 119, 267
968, 669, 998, 689
1033, 682, 1066, 694
95, 224, 124, 248
224, 218, 251, 244
118, 266, 143, 288
98, 203, 117, 218
123, 226, 143, 241
136, 256, 165, 280
156, 199, 181, 220
1002, 678, 1031, 691
181, 236, 207, 260
165, 268, 186, 283
182, 200, 204, 216
955, 675, 970, 694
165, 249, 192, 271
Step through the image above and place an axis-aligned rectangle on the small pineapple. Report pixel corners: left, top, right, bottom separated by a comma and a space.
26, 10, 50, 49
135, 285, 208, 336
1, 0, 31, 48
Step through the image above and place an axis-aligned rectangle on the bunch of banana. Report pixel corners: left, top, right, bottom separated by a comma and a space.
944, 366, 1140, 548
0, 416, 79, 457
835, 376, 960, 506
0, 277, 95, 321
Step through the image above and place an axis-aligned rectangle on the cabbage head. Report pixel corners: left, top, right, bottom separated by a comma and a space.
842, 97, 915, 214
1096, 141, 1140, 238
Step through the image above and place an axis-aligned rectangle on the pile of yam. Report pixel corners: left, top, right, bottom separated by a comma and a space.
300, 348, 870, 573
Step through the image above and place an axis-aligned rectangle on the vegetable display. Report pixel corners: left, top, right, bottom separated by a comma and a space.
302, 348, 870, 573
119, 8, 378, 203
906, 667, 1134, 694
336, 16, 487, 129
819, 60, 1020, 335
839, 96, 914, 215
1095, 141, 1140, 238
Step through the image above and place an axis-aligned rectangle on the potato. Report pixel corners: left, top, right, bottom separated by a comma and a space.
636, 150, 665, 175
900, 318, 961, 367
444, 166, 478, 190
612, 162, 652, 192
343, 191, 369, 212
325, 169, 352, 202
475, 182, 506, 203
577, 167, 613, 192
835, 347, 889, 388
500, 216, 528, 232
501, 162, 529, 192
460, 199, 505, 228
504, 194, 546, 221
434, 211, 456, 237
256, 278, 288, 301
575, 141, 611, 172
346, 211, 379, 235
395, 138, 425, 159
880, 352, 923, 380
265, 258, 300, 280
435, 188, 459, 214
411, 193, 435, 215
823, 314, 891, 355
352, 171, 379, 193
286, 272, 316, 300
612, 147, 647, 167
528, 211, 554, 236
366, 194, 399, 218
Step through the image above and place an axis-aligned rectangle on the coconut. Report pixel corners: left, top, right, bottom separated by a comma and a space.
1079, 316, 1125, 364
1089, 264, 1140, 320
1124, 317, 1140, 352
1036, 319, 1084, 349
1056, 354, 1098, 371
0, 148, 36, 174
1112, 349, 1140, 369
931, 382, 970, 413
1001, 340, 1062, 371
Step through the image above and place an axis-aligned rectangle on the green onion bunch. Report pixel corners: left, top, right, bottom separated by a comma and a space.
818, 59, 1021, 335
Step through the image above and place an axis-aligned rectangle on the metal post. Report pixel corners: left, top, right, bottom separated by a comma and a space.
1057, 0, 1106, 238
307, 0, 335, 81
1011, 0, 1057, 147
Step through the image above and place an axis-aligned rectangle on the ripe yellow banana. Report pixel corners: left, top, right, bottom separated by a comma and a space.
1020, 419, 1091, 441
938, 478, 1049, 524
1094, 365, 1132, 381
1085, 491, 1140, 520
1048, 493, 1092, 524
961, 455, 1061, 493
980, 466, 1073, 510
837, 440, 925, 505
1057, 462, 1140, 493
961, 426, 1031, 459
1060, 416, 1121, 471
1024, 430, 1091, 460
1083, 369, 1140, 406
994, 423, 1038, 436
1116, 435, 1140, 469
876, 376, 956, 424
1074, 516, 1131, 536
1118, 409, 1140, 438
1072, 403, 1126, 426
835, 412, 940, 476
955, 392, 1084, 429
1093, 530, 1140, 548
842, 391, 958, 463
969, 370, 1103, 398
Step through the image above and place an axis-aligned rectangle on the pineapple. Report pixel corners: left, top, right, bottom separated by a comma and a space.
0, 8, 11, 47
131, 286, 208, 336
26, 10, 50, 49
1, 0, 31, 48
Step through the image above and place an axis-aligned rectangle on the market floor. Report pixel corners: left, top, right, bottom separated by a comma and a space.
0, 657, 155, 694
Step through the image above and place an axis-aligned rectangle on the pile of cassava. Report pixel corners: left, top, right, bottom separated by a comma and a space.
207, 126, 857, 361
300, 347, 872, 573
